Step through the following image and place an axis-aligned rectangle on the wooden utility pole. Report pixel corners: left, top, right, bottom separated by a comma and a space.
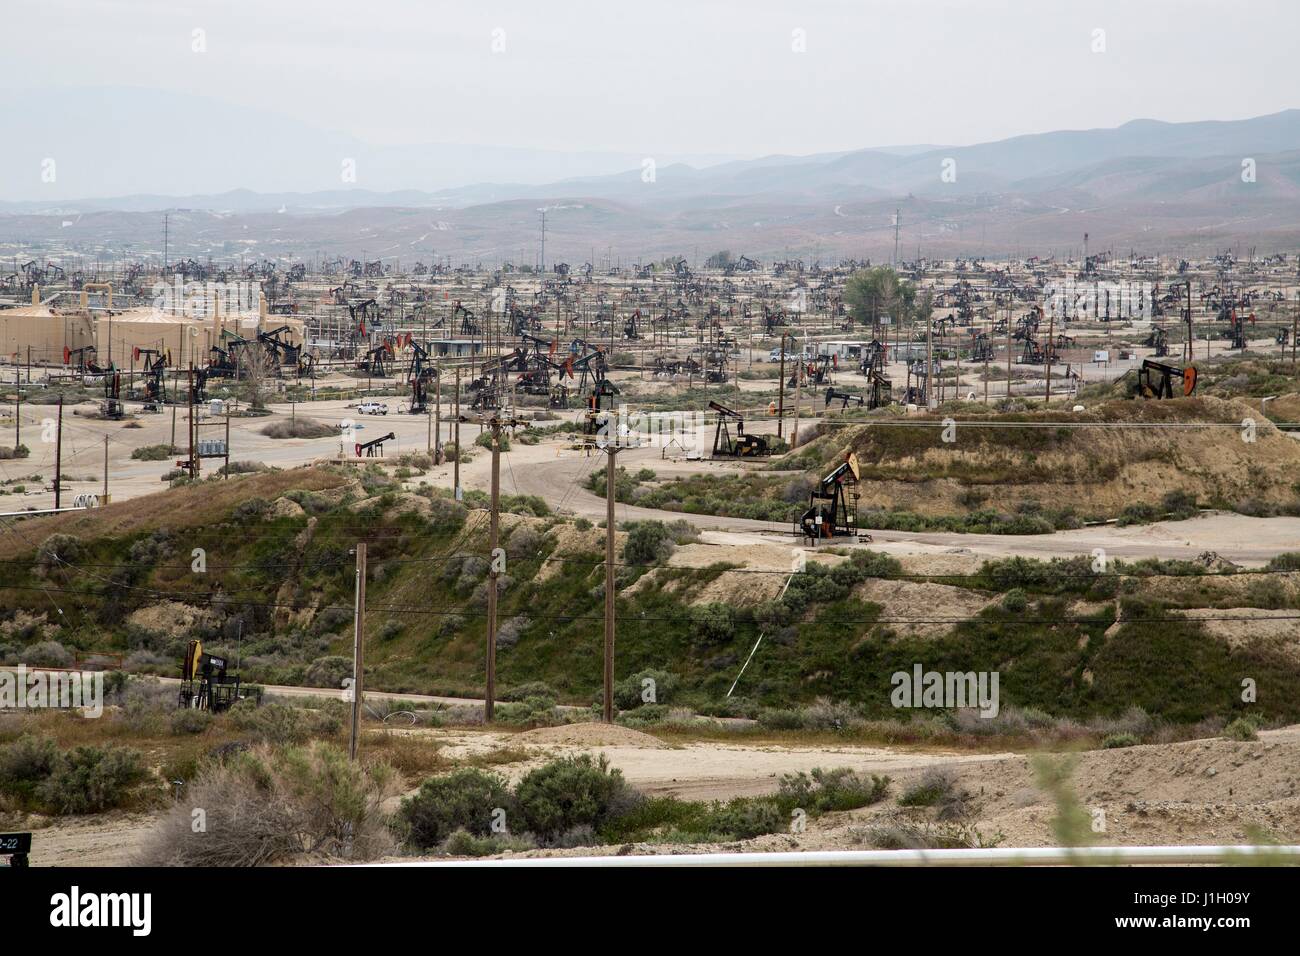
599, 408, 623, 724
14, 388, 19, 448
1292, 291, 1298, 369
453, 368, 461, 499
1006, 310, 1013, 404
485, 419, 501, 722
349, 542, 367, 761
777, 333, 787, 438
54, 396, 63, 508
102, 436, 109, 502
462, 412, 527, 722
1044, 309, 1054, 406
434, 372, 442, 463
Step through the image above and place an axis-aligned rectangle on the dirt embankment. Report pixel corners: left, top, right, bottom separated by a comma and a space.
835, 397, 1300, 517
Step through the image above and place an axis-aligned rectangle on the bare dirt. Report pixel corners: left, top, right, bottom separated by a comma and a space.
23, 722, 1300, 865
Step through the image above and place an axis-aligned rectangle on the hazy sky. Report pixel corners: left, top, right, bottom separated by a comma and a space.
6, 0, 1298, 159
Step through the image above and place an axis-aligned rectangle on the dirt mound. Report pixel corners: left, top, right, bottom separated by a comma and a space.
1180, 607, 1300, 663
834, 396, 1300, 519
852, 579, 994, 637
513, 722, 669, 749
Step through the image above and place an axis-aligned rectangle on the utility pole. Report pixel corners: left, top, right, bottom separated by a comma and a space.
777, 332, 787, 438
1006, 308, 1013, 404
595, 405, 630, 723
462, 412, 527, 723
434, 370, 443, 464
1045, 308, 1054, 406
102, 436, 109, 503
892, 208, 901, 269
539, 210, 547, 274
453, 368, 461, 499
13, 387, 19, 448
485, 419, 501, 722
54, 396, 63, 508
349, 542, 367, 761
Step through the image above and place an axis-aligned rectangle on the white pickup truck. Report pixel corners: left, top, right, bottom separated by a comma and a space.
357, 401, 389, 415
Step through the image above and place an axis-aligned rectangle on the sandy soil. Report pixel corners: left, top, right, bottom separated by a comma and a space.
20, 721, 1300, 865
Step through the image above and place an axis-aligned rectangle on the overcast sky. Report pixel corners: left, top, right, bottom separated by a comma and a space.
5, 0, 1297, 160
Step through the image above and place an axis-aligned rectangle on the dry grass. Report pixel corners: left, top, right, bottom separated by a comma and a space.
0, 466, 348, 559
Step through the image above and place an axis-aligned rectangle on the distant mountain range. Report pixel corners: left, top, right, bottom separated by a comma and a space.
4, 99, 1299, 262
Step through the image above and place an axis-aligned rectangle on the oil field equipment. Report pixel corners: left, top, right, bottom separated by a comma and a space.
102, 370, 124, 420
709, 401, 770, 457
798, 453, 863, 544
583, 379, 621, 436
178, 640, 243, 713
134, 347, 169, 411
824, 387, 864, 410
1135, 359, 1197, 399
356, 431, 396, 457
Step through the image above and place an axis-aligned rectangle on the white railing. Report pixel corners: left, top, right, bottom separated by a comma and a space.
372, 845, 1300, 867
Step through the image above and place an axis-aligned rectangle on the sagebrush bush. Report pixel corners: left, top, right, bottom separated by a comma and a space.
777, 767, 890, 813
170, 708, 214, 735
139, 742, 395, 865
0, 734, 58, 798
228, 702, 342, 745
36, 745, 148, 815
513, 754, 638, 841
399, 768, 513, 850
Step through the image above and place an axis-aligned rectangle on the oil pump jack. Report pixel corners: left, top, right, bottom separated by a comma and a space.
102, 369, 124, 420
824, 387, 865, 410
859, 339, 893, 409
798, 454, 863, 544
583, 379, 621, 438
709, 401, 770, 457
404, 336, 436, 414
178, 640, 244, 713
63, 345, 106, 375
134, 347, 169, 411
1134, 360, 1197, 399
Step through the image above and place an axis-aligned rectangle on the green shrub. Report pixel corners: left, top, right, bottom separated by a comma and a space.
1001, 588, 1028, 612
0, 734, 58, 797
499, 681, 558, 703
130, 443, 180, 461
140, 742, 395, 865
170, 708, 214, 735
36, 745, 148, 815
704, 797, 785, 839
228, 702, 341, 745
513, 754, 637, 841
623, 520, 675, 566
777, 767, 891, 813
898, 767, 957, 808
1102, 732, 1139, 749
612, 669, 680, 709
440, 828, 536, 857
1223, 717, 1259, 741
692, 603, 734, 645
399, 768, 513, 850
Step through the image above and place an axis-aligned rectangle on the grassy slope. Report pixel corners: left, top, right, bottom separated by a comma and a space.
2, 466, 1299, 725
